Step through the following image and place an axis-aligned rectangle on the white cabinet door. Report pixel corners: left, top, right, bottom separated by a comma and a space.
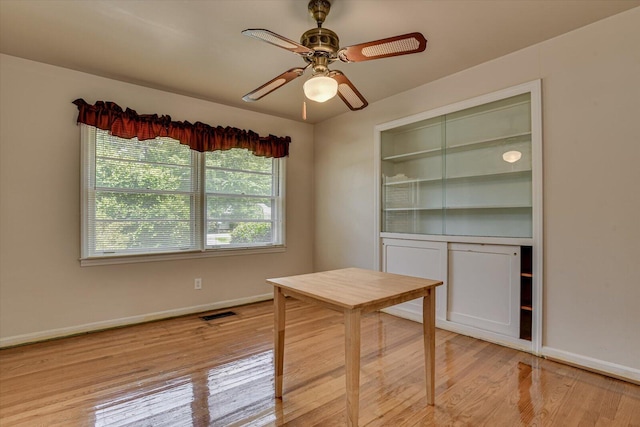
382, 239, 447, 321
447, 243, 520, 337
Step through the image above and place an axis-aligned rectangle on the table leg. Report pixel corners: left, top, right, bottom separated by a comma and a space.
274, 287, 285, 398
344, 309, 361, 427
423, 289, 436, 405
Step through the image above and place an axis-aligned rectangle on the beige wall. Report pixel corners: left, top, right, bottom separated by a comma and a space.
314, 8, 640, 376
1, 7, 638, 380
0, 55, 314, 345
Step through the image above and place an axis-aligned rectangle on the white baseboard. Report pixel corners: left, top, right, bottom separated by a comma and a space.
0, 293, 273, 348
382, 305, 533, 353
382, 305, 423, 323
542, 346, 640, 384
435, 319, 534, 353
383, 305, 640, 384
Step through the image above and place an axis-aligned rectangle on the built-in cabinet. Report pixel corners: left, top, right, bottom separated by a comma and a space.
376, 81, 542, 352
382, 239, 448, 321
447, 243, 521, 337
381, 92, 532, 238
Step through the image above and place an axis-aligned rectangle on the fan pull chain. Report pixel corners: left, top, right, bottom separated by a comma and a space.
302, 100, 307, 121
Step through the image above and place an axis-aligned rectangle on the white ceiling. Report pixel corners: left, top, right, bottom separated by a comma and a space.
1, 0, 638, 124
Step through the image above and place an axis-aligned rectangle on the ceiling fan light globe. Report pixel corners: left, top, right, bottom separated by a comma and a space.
303, 76, 338, 102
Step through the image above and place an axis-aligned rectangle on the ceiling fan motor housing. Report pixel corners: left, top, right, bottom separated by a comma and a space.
300, 27, 339, 55
303, 0, 339, 67
308, 0, 332, 26
301, 26, 339, 74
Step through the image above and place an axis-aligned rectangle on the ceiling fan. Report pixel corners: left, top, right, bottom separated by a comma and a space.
241, 0, 427, 111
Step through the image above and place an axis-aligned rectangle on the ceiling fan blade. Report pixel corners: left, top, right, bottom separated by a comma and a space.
329, 71, 368, 111
242, 67, 307, 102
242, 29, 314, 55
338, 32, 427, 62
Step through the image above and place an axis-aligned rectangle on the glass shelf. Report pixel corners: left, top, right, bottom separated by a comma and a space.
382, 131, 531, 163
380, 92, 533, 238
447, 131, 531, 153
382, 147, 442, 162
383, 205, 532, 212
383, 177, 441, 186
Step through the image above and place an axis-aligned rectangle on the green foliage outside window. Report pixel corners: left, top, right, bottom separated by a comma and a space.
230, 222, 272, 244
91, 130, 278, 254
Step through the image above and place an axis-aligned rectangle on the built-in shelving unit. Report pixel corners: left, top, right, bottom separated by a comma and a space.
375, 80, 543, 353
520, 246, 533, 341
380, 91, 533, 238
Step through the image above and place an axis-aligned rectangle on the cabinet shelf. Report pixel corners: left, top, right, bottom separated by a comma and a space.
383, 207, 441, 212
384, 169, 531, 186
446, 131, 531, 153
445, 204, 532, 210
446, 169, 531, 182
381, 131, 532, 163
383, 177, 442, 186
383, 204, 531, 212
382, 147, 441, 162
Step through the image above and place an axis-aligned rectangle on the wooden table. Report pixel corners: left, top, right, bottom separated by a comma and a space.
267, 267, 443, 427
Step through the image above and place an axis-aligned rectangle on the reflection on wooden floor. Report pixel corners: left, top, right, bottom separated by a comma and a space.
1, 299, 639, 426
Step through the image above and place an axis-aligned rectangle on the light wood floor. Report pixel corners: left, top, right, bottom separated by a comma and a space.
1, 299, 638, 426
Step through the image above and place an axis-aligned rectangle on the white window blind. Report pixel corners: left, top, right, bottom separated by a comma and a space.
81, 125, 285, 260
205, 149, 283, 248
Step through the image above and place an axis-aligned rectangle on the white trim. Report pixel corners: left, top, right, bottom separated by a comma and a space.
0, 293, 273, 348
435, 319, 534, 354
373, 126, 382, 270
382, 307, 640, 383
382, 305, 423, 323
380, 232, 534, 247
80, 245, 286, 266
277, 159, 287, 247
382, 305, 533, 353
530, 79, 544, 355
542, 346, 640, 384
375, 80, 541, 132
80, 124, 94, 259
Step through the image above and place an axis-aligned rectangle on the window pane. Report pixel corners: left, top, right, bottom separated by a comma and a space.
205, 169, 272, 196
92, 191, 195, 253
88, 129, 198, 256
94, 220, 193, 252
204, 148, 280, 248
95, 193, 192, 220
96, 130, 194, 192
96, 132, 191, 166
207, 221, 273, 246
82, 126, 284, 259
206, 148, 272, 173
96, 159, 194, 192
207, 196, 273, 221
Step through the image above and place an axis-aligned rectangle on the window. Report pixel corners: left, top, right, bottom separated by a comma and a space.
81, 125, 285, 263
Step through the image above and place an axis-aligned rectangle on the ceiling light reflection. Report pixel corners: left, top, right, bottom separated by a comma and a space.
502, 150, 522, 163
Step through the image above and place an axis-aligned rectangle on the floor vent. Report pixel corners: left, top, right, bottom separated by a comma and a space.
201, 311, 236, 321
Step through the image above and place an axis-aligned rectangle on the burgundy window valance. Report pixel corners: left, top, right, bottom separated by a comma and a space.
73, 99, 290, 158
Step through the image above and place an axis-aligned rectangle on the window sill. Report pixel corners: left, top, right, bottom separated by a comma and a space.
80, 245, 286, 267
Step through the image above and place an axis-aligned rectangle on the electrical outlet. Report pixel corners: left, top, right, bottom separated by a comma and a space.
194, 278, 202, 290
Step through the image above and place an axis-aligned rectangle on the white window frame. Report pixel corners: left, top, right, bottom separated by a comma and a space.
80, 125, 286, 266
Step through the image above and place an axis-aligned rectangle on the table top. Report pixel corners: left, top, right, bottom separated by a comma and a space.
267, 268, 442, 312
